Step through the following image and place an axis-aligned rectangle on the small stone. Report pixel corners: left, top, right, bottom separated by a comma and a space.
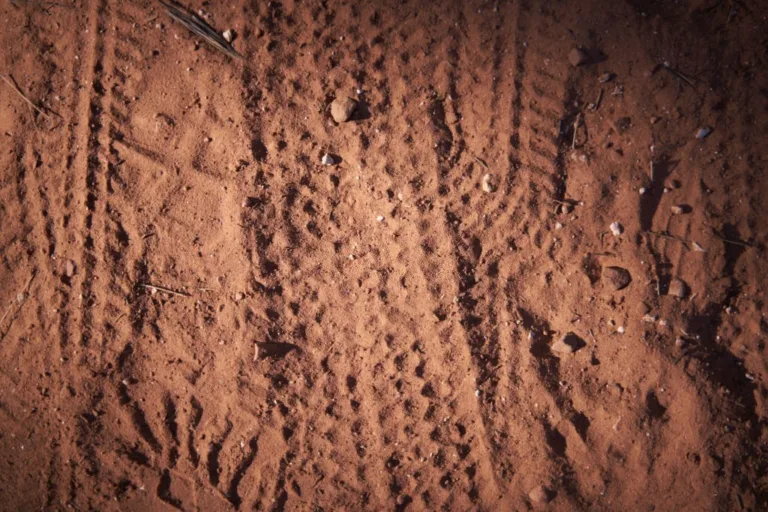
602, 266, 631, 290
529, 485, 555, 504
598, 72, 614, 83
568, 47, 589, 67
695, 126, 712, 139
65, 260, 76, 277
481, 173, 496, 193
560, 203, 572, 214
234, 292, 244, 301
395, 495, 412, 506
668, 278, 688, 298
617, 326, 626, 334
642, 314, 659, 323
670, 205, 685, 215
330, 96, 357, 123
321, 153, 336, 166
376, 215, 385, 222
639, 187, 647, 195
551, 332, 585, 355
692, 241, 707, 253
675, 337, 686, 349
222, 29, 234, 43
554, 222, 563, 230
609, 221, 623, 236
650, 116, 661, 124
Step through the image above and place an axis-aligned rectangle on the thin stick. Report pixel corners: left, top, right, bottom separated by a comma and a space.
710, 231, 753, 248
138, 283, 191, 297
0, 73, 58, 121
645, 230, 691, 248
588, 88, 603, 111
472, 155, 489, 170
662, 62, 696, 88
0, 304, 13, 330
571, 112, 581, 149
0, 271, 37, 340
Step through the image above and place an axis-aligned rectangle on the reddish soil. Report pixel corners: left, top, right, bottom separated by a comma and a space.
1, 0, 767, 510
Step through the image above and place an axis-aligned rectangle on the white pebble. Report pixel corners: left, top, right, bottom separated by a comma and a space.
609, 222, 624, 236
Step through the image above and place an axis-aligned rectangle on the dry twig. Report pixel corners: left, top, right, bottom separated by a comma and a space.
0, 73, 60, 123
159, 0, 242, 60
138, 283, 191, 297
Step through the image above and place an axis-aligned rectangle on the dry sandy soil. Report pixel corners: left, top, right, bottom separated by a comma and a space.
1, 0, 767, 510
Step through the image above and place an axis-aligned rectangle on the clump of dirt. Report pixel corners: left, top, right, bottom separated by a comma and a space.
0, 0, 766, 510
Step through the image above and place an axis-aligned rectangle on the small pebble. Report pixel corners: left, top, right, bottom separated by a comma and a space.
609, 222, 623, 236
65, 260, 76, 278
602, 266, 631, 290
528, 485, 555, 504
321, 153, 336, 166
692, 241, 707, 253
551, 332, 585, 355
222, 29, 234, 43
668, 278, 688, 298
695, 126, 712, 139
376, 215, 385, 222
568, 47, 589, 67
330, 96, 357, 123
670, 205, 685, 215
481, 173, 497, 193
598, 72, 614, 83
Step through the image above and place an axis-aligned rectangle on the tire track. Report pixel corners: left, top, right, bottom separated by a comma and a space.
0, 3, 96, 508
435, 0, 590, 506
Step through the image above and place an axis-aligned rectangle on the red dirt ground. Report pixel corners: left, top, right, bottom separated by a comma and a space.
1, 0, 767, 510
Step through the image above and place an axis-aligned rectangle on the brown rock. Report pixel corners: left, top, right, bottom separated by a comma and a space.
668, 278, 688, 298
602, 266, 631, 290
551, 332, 586, 355
65, 260, 76, 277
529, 485, 555, 504
568, 47, 589, 67
330, 96, 357, 123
